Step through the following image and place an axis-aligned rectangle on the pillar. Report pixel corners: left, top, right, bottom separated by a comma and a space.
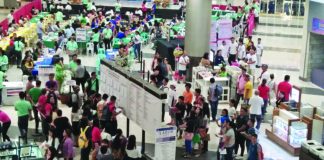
185, 0, 212, 81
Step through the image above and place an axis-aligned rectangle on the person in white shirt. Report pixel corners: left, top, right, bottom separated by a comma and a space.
249, 90, 264, 130
237, 39, 246, 61
167, 83, 177, 124
228, 37, 238, 65
258, 64, 270, 85
133, 31, 141, 59
135, 8, 143, 17
7, 10, 14, 24
65, 2, 72, 11
256, 38, 263, 67
219, 41, 229, 63
126, 135, 142, 159
246, 46, 257, 76
160, 78, 169, 122
177, 52, 190, 83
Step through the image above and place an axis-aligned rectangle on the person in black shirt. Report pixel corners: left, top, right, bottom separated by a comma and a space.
174, 96, 186, 139
153, 58, 166, 87
235, 107, 249, 157
53, 109, 71, 142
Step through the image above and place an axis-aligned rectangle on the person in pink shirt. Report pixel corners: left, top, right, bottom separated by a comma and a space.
277, 75, 292, 102
0, 110, 11, 141
235, 68, 247, 108
37, 89, 47, 116
91, 119, 101, 146
258, 79, 270, 118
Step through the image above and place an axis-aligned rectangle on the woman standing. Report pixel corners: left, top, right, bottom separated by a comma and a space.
0, 110, 11, 142
62, 129, 75, 160
54, 58, 64, 93
141, 0, 148, 18
0, 48, 8, 73
223, 120, 236, 160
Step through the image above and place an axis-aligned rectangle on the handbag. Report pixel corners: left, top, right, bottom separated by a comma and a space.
199, 128, 207, 139
192, 134, 201, 143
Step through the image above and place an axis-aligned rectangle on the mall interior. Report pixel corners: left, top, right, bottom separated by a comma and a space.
0, 0, 322, 159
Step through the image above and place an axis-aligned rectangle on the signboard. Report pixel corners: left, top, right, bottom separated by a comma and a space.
217, 19, 233, 40
99, 63, 165, 133
154, 126, 177, 160
76, 28, 87, 42
312, 18, 324, 35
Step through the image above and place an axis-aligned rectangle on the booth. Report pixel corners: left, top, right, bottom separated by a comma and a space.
192, 66, 230, 103
2, 82, 24, 106
0, 141, 43, 159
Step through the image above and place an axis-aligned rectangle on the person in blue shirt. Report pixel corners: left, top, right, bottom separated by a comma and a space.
116, 28, 126, 39
91, 17, 99, 29
152, 2, 157, 16
247, 133, 263, 160
214, 49, 225, 66
217, 109, 230, 128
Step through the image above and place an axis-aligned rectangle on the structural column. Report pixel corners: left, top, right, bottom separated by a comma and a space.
185, 0, 212, 81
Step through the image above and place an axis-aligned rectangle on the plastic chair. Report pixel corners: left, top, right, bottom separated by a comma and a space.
98, 48, 105, 55
86, 42, 94, 56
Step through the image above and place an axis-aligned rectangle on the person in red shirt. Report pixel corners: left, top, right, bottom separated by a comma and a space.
277, 75, 292, 102
258, 79, 269, 118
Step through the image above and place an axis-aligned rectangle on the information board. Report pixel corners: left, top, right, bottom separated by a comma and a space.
99, 63, 165, 133
154, 126, 177, 160
217, 19, 233, 40
76, 28, 87, 42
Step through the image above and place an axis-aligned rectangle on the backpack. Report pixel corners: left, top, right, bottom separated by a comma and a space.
214, 84, 223, 98
258, 143, 264, 160
78, 126, 90, 149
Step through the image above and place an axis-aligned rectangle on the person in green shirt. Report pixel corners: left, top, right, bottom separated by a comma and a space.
28, 80, 42, 134
92, 28, 100, 54
0, 71, 4, 105
55, 10, 64, 22
82, 0, 89, 10
69, 54, 78, 78
54, 59, 64, 93
87, 2, 93, 11
86, 72, 99, 97
66, 37, 79, 61
0, 48, 8, 72
15, 92, 33, 141
102, 23, 113, 49
115, 0, 122, 13
14, 37, 25, 68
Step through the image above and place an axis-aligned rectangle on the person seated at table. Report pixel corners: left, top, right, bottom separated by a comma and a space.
0, 48, 8, 73
21, 54, 34, 75
66, 36, 78, 61
116, 44, 128, 67
18, 16, 25, 25
65, 2, 72, 11
47, 22, 59, 33
200, 52, 211, 67
55, 9, 64, 22
218, 66, 228, 77
33, 41, 43, 60
64, 25, 75, 39
91, 16, 100, 29
56, 31, 65, 51
214, 49, 225, 67
116, 27, 126, 39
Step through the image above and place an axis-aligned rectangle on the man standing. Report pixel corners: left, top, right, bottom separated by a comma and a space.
277, 75, 292, 102
75, 59, 86, 93
208, 78, 218, 121
246, 46, 257, 77
14, 37, 24, 68
133, 31, 142, 60
53, 109, 71, 142
167, 83, 177, 124
105, 96, 122, 136
258, 64, 270, 85
15, 92, 33, 142
102, 23, 113, 50
228, 37, 238, 65
237, 39, 246, 61
219, 41, 229, 63
247, 133, 263, 160
235, 108, 249, 157
36, 18, 45, 40
249, 91, 264, 130
86, 72, 99, 97
235, 68, 247, 108
159, 78, 169, 122
256, 38, 263, 68
28, 80, 42, 134
114, 0, 122, 13
178, 52, 190, 83
183, 83, 193, 116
